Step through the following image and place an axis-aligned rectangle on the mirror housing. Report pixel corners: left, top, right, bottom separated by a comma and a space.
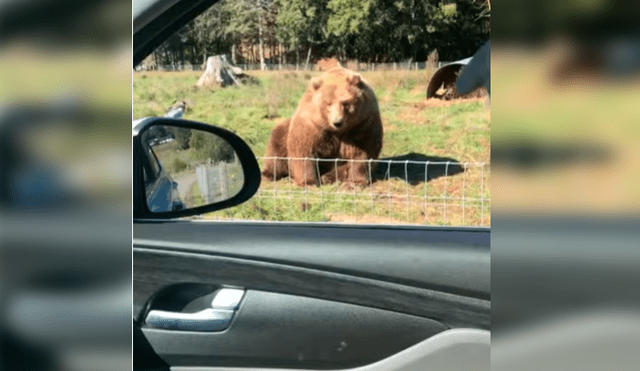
133, 117, 261, 219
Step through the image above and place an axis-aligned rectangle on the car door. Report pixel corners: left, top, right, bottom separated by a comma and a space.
133, 220, 489, 371
133, 1, 490, 370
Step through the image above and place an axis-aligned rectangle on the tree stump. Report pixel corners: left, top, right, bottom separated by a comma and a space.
196, 55, 245, 88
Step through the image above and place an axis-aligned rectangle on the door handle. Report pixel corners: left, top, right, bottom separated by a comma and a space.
146, 308, 234, 332
145, 288, 244, 332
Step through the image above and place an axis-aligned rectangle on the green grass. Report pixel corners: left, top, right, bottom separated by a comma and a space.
134, 70, 490, 226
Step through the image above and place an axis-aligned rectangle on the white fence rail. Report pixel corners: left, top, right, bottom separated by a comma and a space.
196, 163, 232, 203
201, 157, 490, 227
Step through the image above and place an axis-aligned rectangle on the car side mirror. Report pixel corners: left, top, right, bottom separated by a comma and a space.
133, 117, 261, 219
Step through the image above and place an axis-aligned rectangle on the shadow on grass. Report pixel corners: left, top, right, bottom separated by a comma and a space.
374, 152, 464, 185
491, 139, 612, 171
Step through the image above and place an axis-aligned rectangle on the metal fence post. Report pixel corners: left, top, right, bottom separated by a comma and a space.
219, 162, 229, 201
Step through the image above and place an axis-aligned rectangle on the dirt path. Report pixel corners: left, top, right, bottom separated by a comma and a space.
173, 172, 196, 205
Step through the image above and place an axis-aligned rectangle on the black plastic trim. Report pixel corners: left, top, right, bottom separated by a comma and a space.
134, 221, 490, 299
133, 0, 221, 67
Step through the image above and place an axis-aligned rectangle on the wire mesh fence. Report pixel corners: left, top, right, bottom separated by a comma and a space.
197, 157, 490, 227
135, 61, 453, 73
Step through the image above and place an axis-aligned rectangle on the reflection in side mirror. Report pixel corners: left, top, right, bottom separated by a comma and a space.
140, 125, 245, 213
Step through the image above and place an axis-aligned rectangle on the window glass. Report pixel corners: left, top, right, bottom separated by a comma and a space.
133, 0, 490, 227
148, 147, 161, 176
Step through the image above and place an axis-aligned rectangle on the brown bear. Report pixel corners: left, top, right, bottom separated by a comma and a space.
285, 66, 383, 187
262, 118, 291, 181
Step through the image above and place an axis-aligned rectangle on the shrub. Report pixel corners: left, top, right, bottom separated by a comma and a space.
190, 131, 235, 163
170, 157, 188, 173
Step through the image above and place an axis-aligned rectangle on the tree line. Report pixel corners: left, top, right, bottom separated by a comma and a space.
151, 0, 490, 68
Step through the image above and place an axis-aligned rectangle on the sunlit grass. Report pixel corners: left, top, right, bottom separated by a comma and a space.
134, 69, 490, 226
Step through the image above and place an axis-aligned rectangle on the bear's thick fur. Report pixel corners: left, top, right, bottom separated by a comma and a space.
262, 118, 291, 180
262, 67, 383, 186
315, 58, 341, 71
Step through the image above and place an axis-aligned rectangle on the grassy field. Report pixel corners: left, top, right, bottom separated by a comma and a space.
491, 47, 640, 214
133, 69, 490, 226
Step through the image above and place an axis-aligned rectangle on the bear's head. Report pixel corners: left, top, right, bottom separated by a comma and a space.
309, 68, 367, 132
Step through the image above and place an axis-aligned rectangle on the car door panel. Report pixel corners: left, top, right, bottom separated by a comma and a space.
168, 328, 490, 371
142, 290, 448, 368
133, 221, 489, 370
134, 223, 490, 327
134, 221, 490, 298
134, 248, 489, 327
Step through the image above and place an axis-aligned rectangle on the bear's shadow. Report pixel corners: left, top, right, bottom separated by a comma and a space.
373, 153, 464, 184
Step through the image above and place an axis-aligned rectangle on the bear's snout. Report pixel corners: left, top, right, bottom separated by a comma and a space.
329, 109, 344, 129
331, 113, 345, 129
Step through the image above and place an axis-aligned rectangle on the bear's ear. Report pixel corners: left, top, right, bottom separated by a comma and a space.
349, 73, 364, 87
311, 77, 323, 90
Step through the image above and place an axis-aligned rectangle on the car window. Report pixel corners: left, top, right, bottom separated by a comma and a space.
141, 138, 162, 188
148, 147, 161, 176
143, 165, 151, 188
133, 0, 490, 227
